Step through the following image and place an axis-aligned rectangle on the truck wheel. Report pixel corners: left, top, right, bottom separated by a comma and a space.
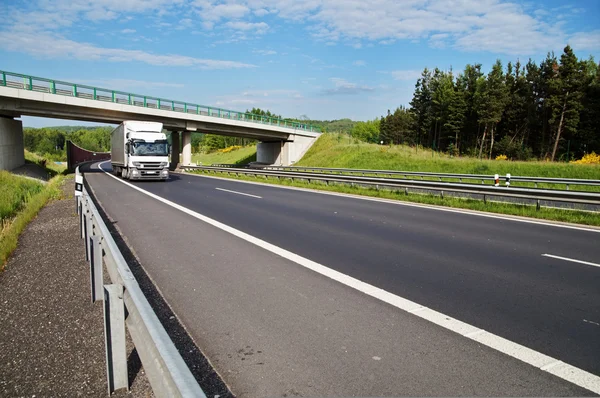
121, 167, 128, 179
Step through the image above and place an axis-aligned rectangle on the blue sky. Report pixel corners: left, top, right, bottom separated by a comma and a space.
1, 0, 599, 127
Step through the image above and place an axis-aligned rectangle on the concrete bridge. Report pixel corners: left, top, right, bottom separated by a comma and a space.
0, 70, 320, 170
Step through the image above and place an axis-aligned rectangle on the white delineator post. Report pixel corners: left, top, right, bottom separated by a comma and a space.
494, 174, 499, 187
505, 173, 511, 187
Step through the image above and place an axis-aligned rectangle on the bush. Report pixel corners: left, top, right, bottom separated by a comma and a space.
570, 152, 600, 164
493, 136, 533, 161
495, 154, 508, 161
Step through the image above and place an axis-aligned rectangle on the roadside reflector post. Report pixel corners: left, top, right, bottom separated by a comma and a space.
103, 284, 128, 394
75, 174, 83, 196
505, 173, 511, 187
494, 174, 499, 187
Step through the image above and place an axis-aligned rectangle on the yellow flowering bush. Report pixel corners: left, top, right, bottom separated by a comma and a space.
495, 154, 508, 161
218, 145, 242, 153
570, 152, 600, 165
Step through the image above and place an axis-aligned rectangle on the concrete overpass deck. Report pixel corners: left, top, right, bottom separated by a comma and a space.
0, 70, 320, 170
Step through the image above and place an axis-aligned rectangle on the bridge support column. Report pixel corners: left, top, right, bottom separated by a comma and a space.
256, 134, 318, 166
182, 130, 192, 166
170, 131, 180, 170
0, 116, 25, 171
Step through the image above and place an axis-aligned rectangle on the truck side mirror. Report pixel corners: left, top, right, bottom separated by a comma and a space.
125, 142, 130, 154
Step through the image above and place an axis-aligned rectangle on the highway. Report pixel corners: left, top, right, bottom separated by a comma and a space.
83, 161, 600, 396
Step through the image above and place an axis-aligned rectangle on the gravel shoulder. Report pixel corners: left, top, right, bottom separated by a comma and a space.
0, 177, 153, 397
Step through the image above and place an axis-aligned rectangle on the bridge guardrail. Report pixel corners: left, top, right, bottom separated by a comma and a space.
263, 166, 600, 190
0, 70, 319, 133
75, 167, 206, 397
185, 165, 600, 208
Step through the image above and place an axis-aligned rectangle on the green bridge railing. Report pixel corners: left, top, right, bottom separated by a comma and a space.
0, 70, 320, 133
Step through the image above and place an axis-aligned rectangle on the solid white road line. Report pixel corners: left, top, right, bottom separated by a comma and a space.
215, 187, 262, 199
96, 161, 600, 394
542, 254, 600, 269
183, 171, 600, 234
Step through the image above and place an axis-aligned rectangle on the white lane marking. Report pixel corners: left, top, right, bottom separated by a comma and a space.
215, 187, 262, 199
97, 161, 600, 394
542, 254, 600, 269
183, 171, 600, 234
583, 319, 600, 326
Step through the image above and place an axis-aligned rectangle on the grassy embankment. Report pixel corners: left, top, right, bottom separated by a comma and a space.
191, 145, 257, 166
189, 134, 600, 226
0, 153, 67, 271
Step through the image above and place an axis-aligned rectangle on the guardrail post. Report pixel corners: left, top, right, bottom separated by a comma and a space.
103, 284, 128, 394
28, 76, 33, 90
80, 201, 85, 239
128, 94, 132, 105
111, 91, 116, 102
208, 107, 211, 116
144, 96, 147, 107
196, 105, 199, 115
171, 101, 175, 111
50, 80, 56, 94
184, 103, 187, 113
93, 88, 97, 100
157, 98, 161, 109
1, 71, 5, 86
90, 236, 104, 303
73, 84, 78, 97
85, 213, 93, 263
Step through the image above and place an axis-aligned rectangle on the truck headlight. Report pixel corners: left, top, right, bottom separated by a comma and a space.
131, 169, 139, 175
132, 162, 141, 167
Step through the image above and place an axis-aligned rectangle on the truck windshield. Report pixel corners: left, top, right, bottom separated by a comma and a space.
131, 140, 169, 156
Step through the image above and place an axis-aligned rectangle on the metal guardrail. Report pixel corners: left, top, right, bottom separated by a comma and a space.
184, 165, 600, 208
75, 167, 206, 397
264, 166, 600, 190
0, 70, 319, 133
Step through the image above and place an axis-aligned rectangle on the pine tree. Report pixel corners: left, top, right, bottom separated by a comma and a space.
548, 45, 585, 161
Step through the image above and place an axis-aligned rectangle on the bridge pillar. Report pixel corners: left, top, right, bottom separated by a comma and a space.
256, 141, 283, 165
256, 135, 318, 166
182, 131, 192, 166
0, 116, 25, 171
170, 131, 180, 170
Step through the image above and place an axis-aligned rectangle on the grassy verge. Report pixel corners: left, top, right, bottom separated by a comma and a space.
299, 134, 600, 180
0, 174, 67, 271
191, 146, 257, 166
189, 170, 600, 227
24, 150, 68, 177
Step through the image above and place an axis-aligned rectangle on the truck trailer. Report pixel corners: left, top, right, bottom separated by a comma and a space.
111, 121, 170, 180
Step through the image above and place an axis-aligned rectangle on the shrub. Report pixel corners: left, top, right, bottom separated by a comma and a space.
570, 152, 600, 165
495, 154, 508, 161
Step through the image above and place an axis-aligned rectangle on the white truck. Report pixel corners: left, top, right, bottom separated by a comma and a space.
111, 121, 170, 180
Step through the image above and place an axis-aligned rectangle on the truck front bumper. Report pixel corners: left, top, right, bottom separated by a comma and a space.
129, 168, 169, 180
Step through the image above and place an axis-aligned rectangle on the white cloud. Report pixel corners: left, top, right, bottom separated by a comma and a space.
254, 49, 277, 55
73, 78, 185, 89
0, 30, 256, 69
390, 70, 423, 81
322, 78, 374, 95
121, 29, 136, 34
224, 21, 269, 34
353, 60, 366, 66
568, 30, 600, 52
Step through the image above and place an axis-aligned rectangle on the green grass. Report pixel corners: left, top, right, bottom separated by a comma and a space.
190, 170, 600, 226
0, 174, 66, 271
299, 134, 600, 179
24, 150, 68, 177
0, 171, 44, 221
191, 146, 257, 166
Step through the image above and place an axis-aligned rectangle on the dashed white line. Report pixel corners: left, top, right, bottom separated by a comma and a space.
542, 254, 600, 269
183, 171, 600, 233
96, 161, 600, 394
215, 187, 262, 199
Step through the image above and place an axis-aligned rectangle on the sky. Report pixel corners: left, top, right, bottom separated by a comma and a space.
1, 0, 599, 128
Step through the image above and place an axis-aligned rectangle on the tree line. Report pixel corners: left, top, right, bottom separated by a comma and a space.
353, 45, 599, 161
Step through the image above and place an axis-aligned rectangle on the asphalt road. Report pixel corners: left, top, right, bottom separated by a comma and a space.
83, 162, 599, 396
